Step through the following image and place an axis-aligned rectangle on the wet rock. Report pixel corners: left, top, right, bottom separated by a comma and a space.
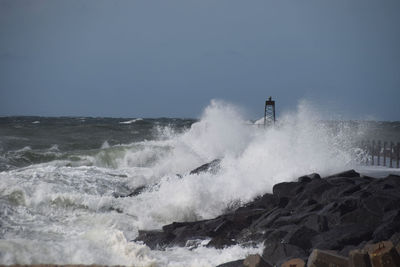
273, 181, 303, 199
112, 185, 147, 198
134, 170, 400, 266
127, 185, 147, 197
263, 242, 307, 266
372, 210, 400, 242
243, 254, 272, 267
135, 230, 174, 249
285, 226, 318, 251
389, 232, 400, 247
298, 173, 321, 183
189, 159, 221, 175
326, 169, 360, 178
216, 259, 244, 267
302, 214, 329, 233
311, 224, 374, 251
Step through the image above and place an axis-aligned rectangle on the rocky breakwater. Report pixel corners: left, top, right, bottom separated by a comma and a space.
136, 167, 400, 266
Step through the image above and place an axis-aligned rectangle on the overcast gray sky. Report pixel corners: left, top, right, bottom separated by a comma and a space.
0, 0, 399, 120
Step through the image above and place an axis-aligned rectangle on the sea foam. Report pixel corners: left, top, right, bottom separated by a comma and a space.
0, 100, 366, 266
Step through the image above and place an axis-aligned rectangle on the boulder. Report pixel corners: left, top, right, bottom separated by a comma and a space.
364, 241, 400, 267
133, 171, 400, 267
298, 173, 321, 183
326, 169, 360, 178
189, 159, 221, 175
349, 249, 371, 267
216, 259, 244, 267
263, 242, 306, 266
307, 249, 348, 267
243, 254, 272, 267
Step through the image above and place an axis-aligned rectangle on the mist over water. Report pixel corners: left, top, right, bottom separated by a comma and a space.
0, 100, 398, 266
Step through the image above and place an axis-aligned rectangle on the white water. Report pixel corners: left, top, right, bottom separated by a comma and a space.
0, 100, 378, 266
119, 118, 144, 124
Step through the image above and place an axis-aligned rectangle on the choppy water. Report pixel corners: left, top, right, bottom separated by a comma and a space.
0, 100, 399, 266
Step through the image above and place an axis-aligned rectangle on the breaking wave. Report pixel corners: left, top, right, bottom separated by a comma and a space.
0, 100, 371, 266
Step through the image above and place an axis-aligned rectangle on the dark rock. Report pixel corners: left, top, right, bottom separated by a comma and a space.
243, 254, 272, 267
311, 224, 374, 251
251, 209, 291, 231
273, 181, 303, 199
372, 210, 400, 242
262, 242, 306, 266
189, 159, 221, 175
127, 185, 147, 197
135, 230, 173, 249
134, 172, 400, 267
298, 173, 321, 183
326, 169, 360, 178
112, 185, 147, 198
285, 226, 318, 251
390, 232, 400, 247
207, 235, 237, 248
245, 193, 279, 211
294, 178, 334, 203
302, 214, 329, 233
298, 175, 312, 183
216, 259, 244, 267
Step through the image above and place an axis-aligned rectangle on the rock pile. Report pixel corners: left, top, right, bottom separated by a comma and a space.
136, 168, 400, 266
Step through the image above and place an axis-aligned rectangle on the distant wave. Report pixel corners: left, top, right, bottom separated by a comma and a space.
119, 118, 143, 124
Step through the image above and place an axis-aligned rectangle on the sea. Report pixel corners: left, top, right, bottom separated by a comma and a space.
1, 100, 399, 266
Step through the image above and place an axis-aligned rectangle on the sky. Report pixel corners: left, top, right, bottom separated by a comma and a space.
0, 0, 399, 120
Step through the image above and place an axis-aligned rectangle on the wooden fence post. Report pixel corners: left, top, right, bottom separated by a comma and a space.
367, 140, 371, 165
377, 140, 381, 166
390, 142, 394, 168
372, 140, 375, 166
383, 141, 387, 167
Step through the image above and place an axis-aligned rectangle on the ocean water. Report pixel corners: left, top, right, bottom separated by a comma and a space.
0, 100, 399, 266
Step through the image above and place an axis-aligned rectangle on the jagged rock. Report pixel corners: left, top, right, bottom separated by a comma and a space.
326, 169, 360, 178
285, 226, 318, 251
243, 254, 272, 267
127, 185, 147, 197
311, 224, 374, 251
216, 259, 244, 267
372, 210, 400, 242
112, 185, 147, 198
298, 173, 321, 183
116, 160, 222, 199
389, 232, 400, 247
302, 214, 329, 233
263, 242, 307, 266
133, 171, 400, 267
189, 159, 221, 175
272, 181, 304, 199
